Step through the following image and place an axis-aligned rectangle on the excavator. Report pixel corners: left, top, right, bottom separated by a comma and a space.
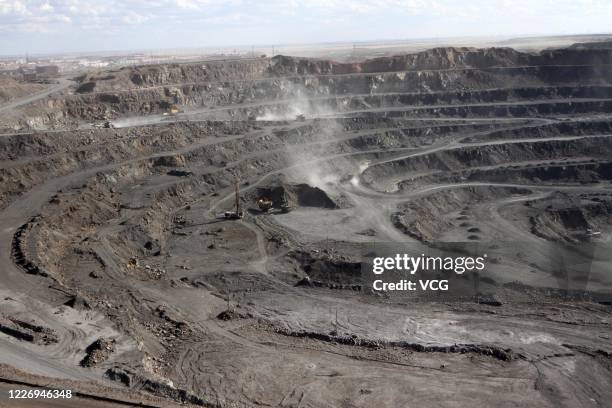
256, 197, 273, 212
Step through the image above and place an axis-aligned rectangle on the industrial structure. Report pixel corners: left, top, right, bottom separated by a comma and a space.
224, 178, 244, 219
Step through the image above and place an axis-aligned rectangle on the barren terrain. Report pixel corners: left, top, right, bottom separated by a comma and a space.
0, 41, 611, 407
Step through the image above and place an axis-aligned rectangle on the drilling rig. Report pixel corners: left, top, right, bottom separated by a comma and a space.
224, 178, 244, 219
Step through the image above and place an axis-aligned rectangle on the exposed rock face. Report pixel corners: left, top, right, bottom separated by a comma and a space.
392, 187, 530, 241
528, 193, 612, 242
268, 46, 612, 75
76, 59, 271, 93
5, 44, 612, 131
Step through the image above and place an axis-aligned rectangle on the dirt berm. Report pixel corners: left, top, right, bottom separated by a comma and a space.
253, 179, 338, 210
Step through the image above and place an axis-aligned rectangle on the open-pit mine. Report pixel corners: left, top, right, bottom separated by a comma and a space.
1, 41, 611, 407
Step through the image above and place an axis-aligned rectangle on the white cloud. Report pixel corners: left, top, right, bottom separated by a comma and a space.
0, 0, 31, 15
40, 1, 53, 11
122, 11, 148, 24
1, 0, 611, 52
174, 0, 199, 10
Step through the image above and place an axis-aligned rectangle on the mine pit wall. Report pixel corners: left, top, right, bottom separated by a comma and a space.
0, 115, 342, 217
79, 58, 272, 93
0, 121, 257, 162
465, 120, 612, 142
11, 219, 48, 278
4, 48, 612, 131
13, 123, 292, 285
8, 165, 222, 394
312, 65, 612, 94
21, 162, 152, 280
260, 118, 454, 149
269, 47, 612, 75
339, 118, 505, 135
0, 128, 116, 158
341, 123, 505, 152
306, 66, 612, 96
355, 100, 612, 120
362, 137, 612, 191
111, 177, 202, 264
193, 96, 612, 124
0, 133, 190, 211
392, 186, 531, 241
421, 161, 612, 186
25, 163, 216, 286
529, 198, 612, 242
0, 122, 257, 211
357, 85, 612, 107
14, 159, 198, 286
4, 116, 589, 214
6, 61, 612, 130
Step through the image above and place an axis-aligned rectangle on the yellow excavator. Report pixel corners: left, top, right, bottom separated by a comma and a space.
257, 197, 273, 212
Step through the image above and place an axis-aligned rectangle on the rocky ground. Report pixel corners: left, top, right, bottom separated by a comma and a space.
0, 41, 611, 407
0, 77, 46, 104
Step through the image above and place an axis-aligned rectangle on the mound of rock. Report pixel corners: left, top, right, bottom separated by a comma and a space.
290, 250, 362, 289
255, 181, 338, 210
80, 338, 116, 367
0, 314, 58, 345
152, 154, 186, 167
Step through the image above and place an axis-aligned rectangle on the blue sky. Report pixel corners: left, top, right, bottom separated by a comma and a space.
1, 0, 611, 55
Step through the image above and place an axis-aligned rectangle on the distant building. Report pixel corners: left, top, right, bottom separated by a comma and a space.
36, 65, 59, 77
23, 72, 37, 81
0, 69, 22, 78
21, 68, 37, 81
